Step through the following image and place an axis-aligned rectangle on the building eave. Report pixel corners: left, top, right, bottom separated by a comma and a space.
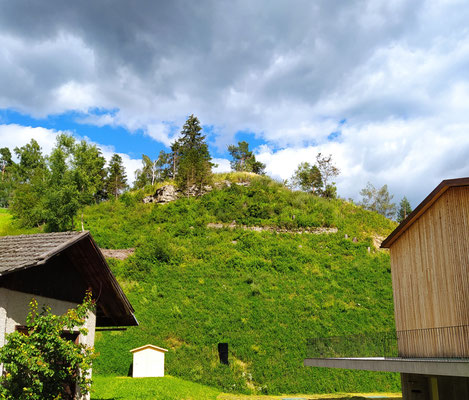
381, 177, 469, 248
304, 357, 469, 377
0, 231, 138, 327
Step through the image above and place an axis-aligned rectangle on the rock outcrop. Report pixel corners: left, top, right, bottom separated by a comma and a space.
143, 185, 180, 204
143, 180, 251, 204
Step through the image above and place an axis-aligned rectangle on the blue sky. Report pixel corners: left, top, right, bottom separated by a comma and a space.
2, 1, 469, 205
0, 108, 270, 165
1, 108, 168, 160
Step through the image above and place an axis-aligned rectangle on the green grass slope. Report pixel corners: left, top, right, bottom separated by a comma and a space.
0, 208, 41, 236
83, 175, 399, 395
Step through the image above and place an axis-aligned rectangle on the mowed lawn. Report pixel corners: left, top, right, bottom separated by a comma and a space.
90, 376, 401, 400
91, 376, 220, 400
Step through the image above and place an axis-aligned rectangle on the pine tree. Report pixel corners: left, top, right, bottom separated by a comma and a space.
397, 196, 412, 223
228, 141, 265, 174
106, 154, 127, 199
173, 115, 213, 190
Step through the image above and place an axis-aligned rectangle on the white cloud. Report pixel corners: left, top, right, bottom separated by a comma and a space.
0, 124, 58, 156
212, 158, 231, 173
2, 1, 469, 204
258, 116, 469, 207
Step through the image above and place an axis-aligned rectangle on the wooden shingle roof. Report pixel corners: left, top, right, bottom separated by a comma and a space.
0, 231, 138, 327
0, 231, 87, 276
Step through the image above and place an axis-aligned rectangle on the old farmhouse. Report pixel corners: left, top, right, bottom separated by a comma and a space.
0, 231, 137, 382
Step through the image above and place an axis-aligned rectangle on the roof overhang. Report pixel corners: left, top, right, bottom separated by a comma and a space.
304, 357, 469, 377
0, 231, 138, 327
381, 177, 469, 248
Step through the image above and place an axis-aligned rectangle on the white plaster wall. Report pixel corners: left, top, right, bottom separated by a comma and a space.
0, 288, 96, 399
133, 349, 165, 377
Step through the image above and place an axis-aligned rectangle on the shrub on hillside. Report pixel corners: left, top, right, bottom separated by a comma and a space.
0, 294, 95, 400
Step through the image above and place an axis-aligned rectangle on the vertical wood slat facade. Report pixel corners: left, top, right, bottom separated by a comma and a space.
389, 187, 469, 357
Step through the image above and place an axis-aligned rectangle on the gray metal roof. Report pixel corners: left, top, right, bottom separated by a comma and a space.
0, 231, 88, 276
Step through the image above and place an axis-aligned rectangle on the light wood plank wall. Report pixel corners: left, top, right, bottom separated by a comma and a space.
390, 187, 469, 357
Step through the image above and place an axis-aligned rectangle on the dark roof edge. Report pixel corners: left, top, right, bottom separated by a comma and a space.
86, 233, 137, 318
0, 231, 90, 276
381, 177, 469, 248
37, 231, 90, 264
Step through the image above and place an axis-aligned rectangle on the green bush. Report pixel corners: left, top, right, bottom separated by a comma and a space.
0, 294, 95, 400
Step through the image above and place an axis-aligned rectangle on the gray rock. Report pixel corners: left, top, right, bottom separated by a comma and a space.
156, 184, 180, 203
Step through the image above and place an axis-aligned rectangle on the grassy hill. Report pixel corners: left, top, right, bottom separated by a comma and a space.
1, 174, 399, 395
82, 174, 399, 394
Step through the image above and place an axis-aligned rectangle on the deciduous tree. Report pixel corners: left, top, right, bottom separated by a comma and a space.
44, 136, 80, 232
359, 182, 396, 219
315, 153, 340, 198
13, 139, 46, 183
290, 153, 339, 198
0, 148, 15, 207
290, 162, 323, 194
69, 138, 106, 230
9, 140, 48, 227
134, 151, 170, 188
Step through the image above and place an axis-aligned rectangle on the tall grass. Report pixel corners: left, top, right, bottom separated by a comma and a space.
83, 175, 399, 394
0, 208, 41, 236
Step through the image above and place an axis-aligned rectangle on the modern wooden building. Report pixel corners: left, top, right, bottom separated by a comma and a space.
0, 231, 138, 399
305, 178, 469, 400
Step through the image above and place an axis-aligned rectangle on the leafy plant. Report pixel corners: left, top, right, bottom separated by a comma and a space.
0, 292, 96, 400
359, 182, 396, 219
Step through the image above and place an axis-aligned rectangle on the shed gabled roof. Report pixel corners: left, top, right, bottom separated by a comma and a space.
0, 231, 138, 327
130, 344, 168, 353
381, 177, 469, 248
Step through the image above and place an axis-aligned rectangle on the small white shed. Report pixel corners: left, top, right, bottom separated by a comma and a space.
130, 344, 168, 378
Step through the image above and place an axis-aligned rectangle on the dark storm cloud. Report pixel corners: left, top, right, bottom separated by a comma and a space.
2, 0, 469, 203
0, 0, 422, 123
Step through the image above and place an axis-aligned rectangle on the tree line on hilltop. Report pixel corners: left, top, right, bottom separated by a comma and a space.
0, 115, 265, 230
0, 114, 412, 231
288, 155, 412, 222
